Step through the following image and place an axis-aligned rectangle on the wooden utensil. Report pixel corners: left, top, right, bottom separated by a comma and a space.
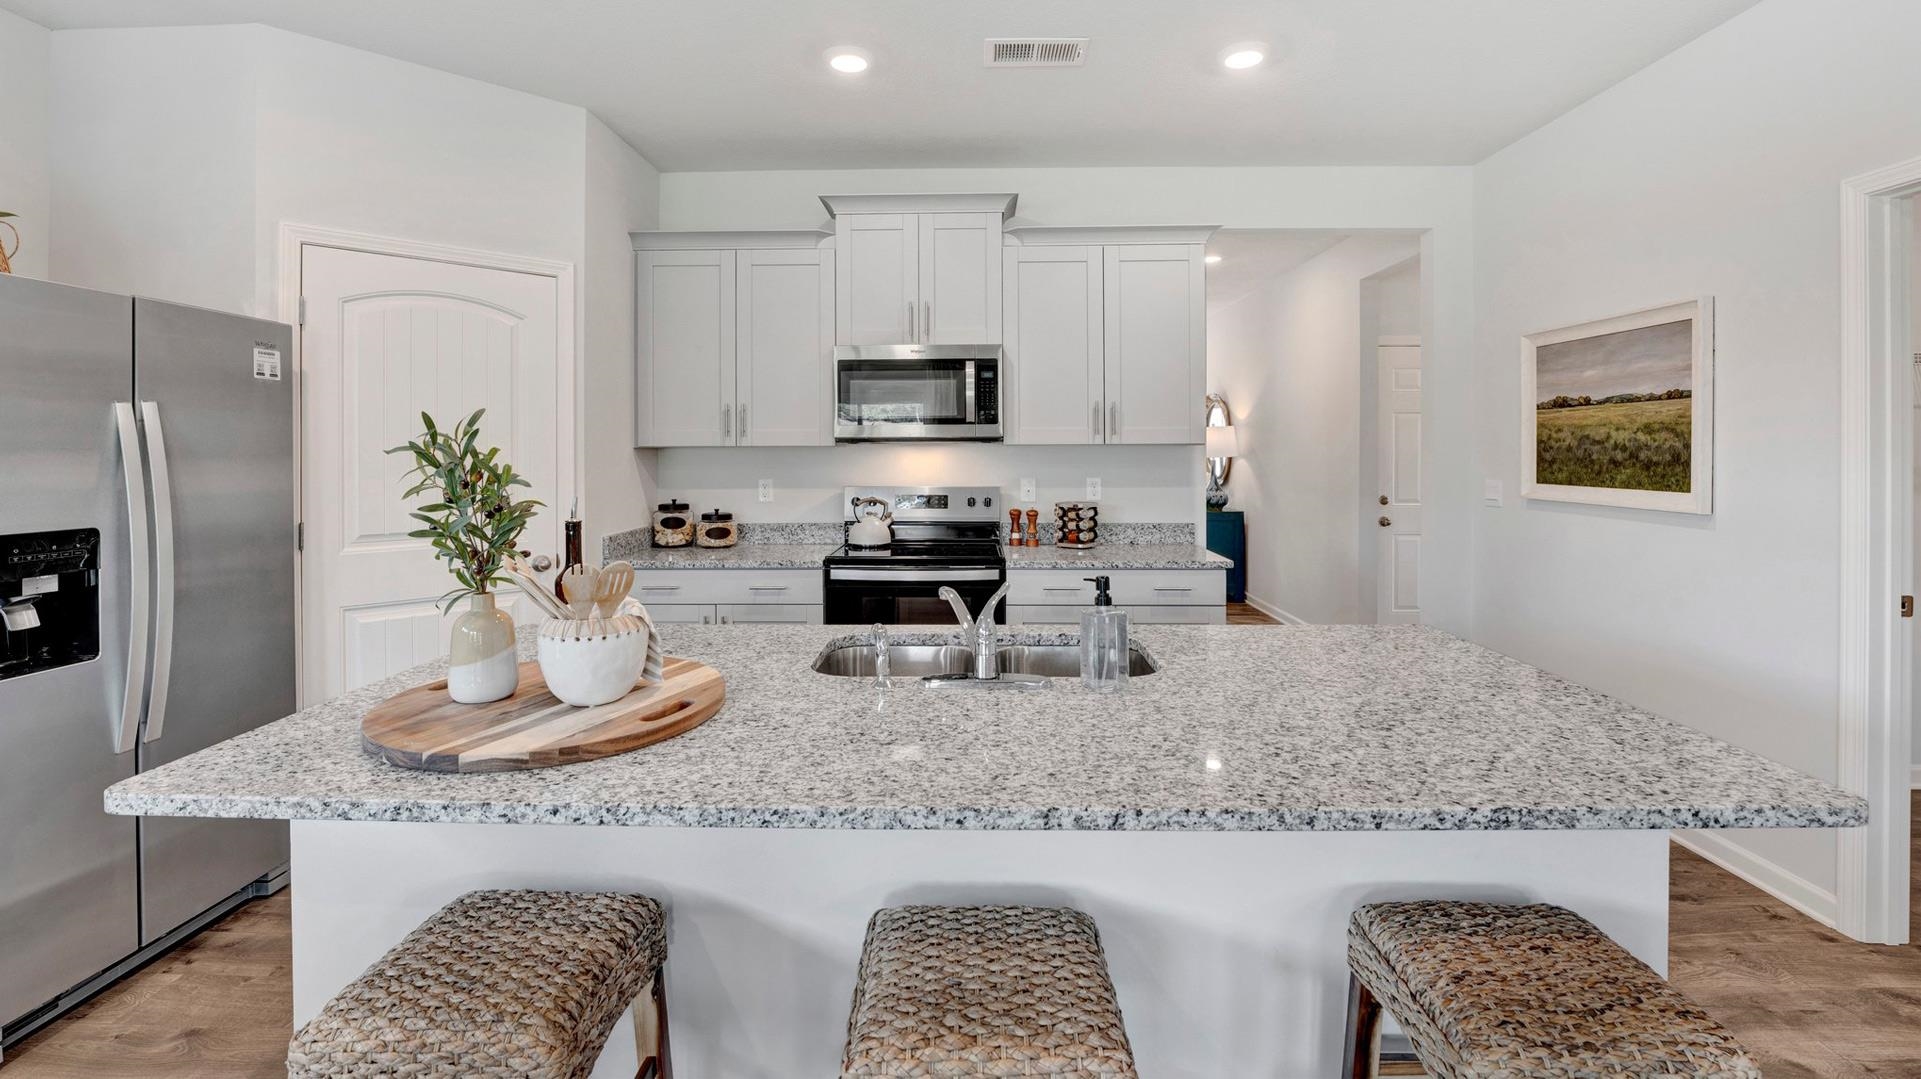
593, 561, 634, 618
560, 563, 599, 619
361, 656, 724, 773
501, 557, 570, 619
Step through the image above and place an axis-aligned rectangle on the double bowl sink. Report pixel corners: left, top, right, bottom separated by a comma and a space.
812, 642, 1158, 680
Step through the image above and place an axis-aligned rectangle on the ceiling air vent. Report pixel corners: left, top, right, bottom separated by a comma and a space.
984, 38, 1088, 67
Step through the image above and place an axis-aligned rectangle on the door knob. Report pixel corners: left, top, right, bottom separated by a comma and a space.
1379, 495, 1389, 505
1378, 516, 1392, 527
529, 554, 554, 572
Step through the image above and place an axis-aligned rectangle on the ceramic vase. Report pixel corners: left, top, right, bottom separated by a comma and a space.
447, 593, 516, 704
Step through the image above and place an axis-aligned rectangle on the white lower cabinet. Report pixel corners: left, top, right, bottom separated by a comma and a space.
631, 568, 824, 626
1005, 568, 1226, 625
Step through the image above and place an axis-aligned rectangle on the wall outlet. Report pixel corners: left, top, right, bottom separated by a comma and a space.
757, 479, 773, 503
1483, 479, 1503, 507
1086, 477, 1101, 499
1019, 478, 1037, 502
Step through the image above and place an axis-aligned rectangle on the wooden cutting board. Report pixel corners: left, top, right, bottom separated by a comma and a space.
361, 656, 724, 773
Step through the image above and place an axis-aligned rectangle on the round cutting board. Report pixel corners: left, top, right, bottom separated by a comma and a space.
361, 657, 724, 773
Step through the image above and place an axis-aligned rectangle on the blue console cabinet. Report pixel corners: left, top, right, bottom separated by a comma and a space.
1205, 510, 1246, 603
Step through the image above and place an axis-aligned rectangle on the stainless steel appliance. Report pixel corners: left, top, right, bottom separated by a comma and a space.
833, 344, 1002, 442
0, 276, 293, 1050
823, 486, 1007, 624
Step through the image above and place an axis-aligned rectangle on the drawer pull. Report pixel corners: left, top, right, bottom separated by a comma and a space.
640, 585, 681, 592
1041, 586, 1084, 593
747, 585, 790, 592
1152, 586, 1195, 592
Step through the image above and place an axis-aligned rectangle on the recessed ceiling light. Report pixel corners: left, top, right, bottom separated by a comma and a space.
1205, 254, 1223, 265
825, 46, 871, 74
1219, 42, 1267, 70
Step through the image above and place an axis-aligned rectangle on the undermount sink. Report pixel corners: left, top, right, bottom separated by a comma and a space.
811, 641, 1158, 679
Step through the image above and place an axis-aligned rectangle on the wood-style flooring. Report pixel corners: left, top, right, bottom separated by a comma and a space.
1225, 600, 1277, 624
5, 794, 1916, 1077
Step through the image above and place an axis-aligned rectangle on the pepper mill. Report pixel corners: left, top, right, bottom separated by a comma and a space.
1024, 507, 1040, 547
1008, 507, 1022, 547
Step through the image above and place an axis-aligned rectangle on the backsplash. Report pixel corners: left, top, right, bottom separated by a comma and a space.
602, 521, 1194, 561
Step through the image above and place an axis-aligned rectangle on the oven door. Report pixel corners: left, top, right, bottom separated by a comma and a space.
823, 565, 1007, 625
834, 346, 1001, 442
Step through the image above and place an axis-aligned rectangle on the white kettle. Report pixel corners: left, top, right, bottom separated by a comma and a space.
847, 497, 894, 548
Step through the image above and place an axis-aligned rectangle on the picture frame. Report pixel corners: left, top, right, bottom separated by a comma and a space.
1520, 297, 1714, 514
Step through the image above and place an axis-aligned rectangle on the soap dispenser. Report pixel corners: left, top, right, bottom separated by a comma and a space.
1079, 575, 1129, 692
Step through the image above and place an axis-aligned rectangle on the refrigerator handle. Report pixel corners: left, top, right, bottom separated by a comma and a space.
112, 403, 151, 755
139, 401, 175, 744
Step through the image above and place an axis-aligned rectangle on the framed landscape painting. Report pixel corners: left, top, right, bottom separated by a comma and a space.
1521, 298, 1714, 514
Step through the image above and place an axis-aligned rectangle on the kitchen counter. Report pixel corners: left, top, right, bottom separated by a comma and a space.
120, 622, 1862, 1076
1003, 543, 1231, 570
105, 623, 1861, 832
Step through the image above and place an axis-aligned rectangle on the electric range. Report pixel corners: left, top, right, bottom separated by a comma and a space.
822, 486, 1006, 625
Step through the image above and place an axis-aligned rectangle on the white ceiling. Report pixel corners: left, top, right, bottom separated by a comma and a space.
2, 0, 1762, 171
1204, 230, 1355, 310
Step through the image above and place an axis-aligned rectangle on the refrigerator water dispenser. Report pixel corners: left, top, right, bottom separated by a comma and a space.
0, 528, 100, 680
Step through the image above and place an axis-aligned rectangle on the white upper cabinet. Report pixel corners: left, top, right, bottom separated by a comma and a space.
1104, 243, 1206, 444
1004, 245, 1103, 444
634, 232, 834, 448
737, 247, 835, 446
636, 248, 735, 447
1001, 227, 1212, 447
835, 214, 917, 345
823, 194, 1015, 345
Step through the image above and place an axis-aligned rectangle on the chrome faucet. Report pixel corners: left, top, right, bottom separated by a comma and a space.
940, 583, 1013, 680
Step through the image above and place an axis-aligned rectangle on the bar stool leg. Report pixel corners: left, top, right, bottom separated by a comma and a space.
1341, 972, 1381, 1079
633, 966, 672, 1079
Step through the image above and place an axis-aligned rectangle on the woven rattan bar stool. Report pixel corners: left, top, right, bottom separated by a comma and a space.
1340, 900, 1760, 1079
287, 889, 671, 1079
840, 904, 1138, 1078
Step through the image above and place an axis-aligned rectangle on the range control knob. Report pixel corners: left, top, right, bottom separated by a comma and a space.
983, 496, 994, 508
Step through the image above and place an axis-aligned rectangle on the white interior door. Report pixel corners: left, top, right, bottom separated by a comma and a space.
301, 244, 564, 703
1375, 342, 1422, 624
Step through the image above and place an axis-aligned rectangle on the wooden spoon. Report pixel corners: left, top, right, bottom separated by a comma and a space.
560, 563, 600, 619
593, 561, 634, 619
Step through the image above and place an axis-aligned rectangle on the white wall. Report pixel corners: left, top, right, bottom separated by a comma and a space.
658, 166, 1475, 628
50, 26, 259, 310
655, 444, 1199, 526
581, 114, 662, 556
0, 7, 49, 279
1472, 0, 1921, 904
1208, 236, 1421, 623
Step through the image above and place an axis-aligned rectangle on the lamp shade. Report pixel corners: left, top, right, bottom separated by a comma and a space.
1205, 423, 1239, 457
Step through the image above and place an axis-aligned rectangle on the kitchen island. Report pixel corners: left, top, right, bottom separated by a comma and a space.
106, 623, 1864, 1078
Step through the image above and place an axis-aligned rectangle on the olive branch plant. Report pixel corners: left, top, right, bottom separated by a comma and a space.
387, 409, 543, 614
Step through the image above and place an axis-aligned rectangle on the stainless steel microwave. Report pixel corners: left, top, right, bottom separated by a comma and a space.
834, 344, 1002, 442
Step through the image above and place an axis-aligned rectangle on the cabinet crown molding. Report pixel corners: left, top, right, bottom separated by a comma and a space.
633, 229, 832, 251
1005, 225, 1219, 246
819, 192, 1018, 219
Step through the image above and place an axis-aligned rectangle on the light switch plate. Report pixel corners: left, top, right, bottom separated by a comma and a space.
1086, 477, 1102, 499
1019, 478, 1037, 502
1483, 479, 1503, 507
757, 479, 773, 503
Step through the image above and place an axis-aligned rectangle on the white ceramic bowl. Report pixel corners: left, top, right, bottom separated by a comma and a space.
536, 616, 649, 707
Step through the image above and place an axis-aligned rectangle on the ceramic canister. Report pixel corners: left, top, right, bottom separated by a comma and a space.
537, 615, 651, 707
447, 593, 517, 704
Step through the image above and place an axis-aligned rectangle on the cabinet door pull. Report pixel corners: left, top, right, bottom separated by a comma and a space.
907, 301, 916, 342
739, 403, 748, 443
1109, 401, 1120, 440
721, 403, 732, 440
923, 300, 931, 343
1092, 401, 1102, 440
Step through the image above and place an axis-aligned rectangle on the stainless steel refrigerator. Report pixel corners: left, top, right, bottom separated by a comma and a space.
0, 275, 293, 1049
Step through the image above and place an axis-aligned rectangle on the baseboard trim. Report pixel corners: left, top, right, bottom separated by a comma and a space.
1243, 594, 1306, 625
1673, 830, 1838, 928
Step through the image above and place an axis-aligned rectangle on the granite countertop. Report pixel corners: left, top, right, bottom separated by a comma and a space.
1003, 544, 1231, 570
105, 623, 1865, 833
617, 543, 837, 570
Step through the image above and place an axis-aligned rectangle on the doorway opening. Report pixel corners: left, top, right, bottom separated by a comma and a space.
1203, 230, 1424, 626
